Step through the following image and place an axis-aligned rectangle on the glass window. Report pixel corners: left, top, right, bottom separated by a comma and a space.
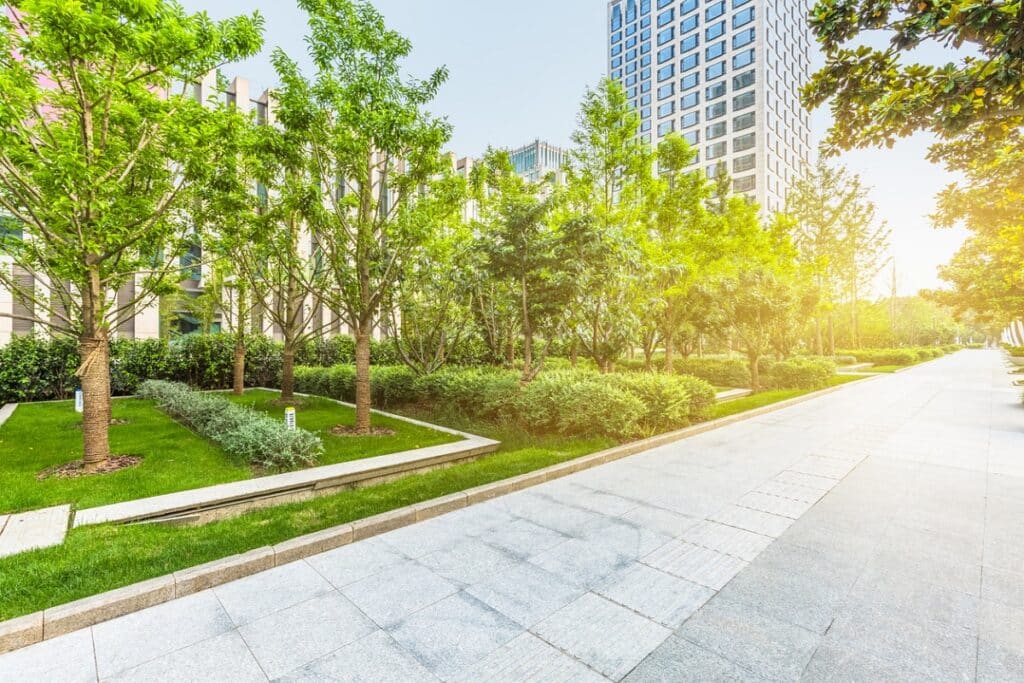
706, 81, 727, 100
705, 40, 725, 60
657, 27, 675, 45
611, 5, 623, 31
705, 1, 725, 20
658, 64, 675, 82
705, 21, 725, 40
658, 45, 675, 63
657, 8, 674, 27
733, 153, 756, 173
681, 72, 699, 90
682, 110, 699, 127
733, 132, 756, 152
706, 101, 726, 119
734, 175, 755, 192
733, 49, 755, 69
657, 82, 675, 99
626, 0, 637, 22
733, 112, 755, 131
681, 33, 698, 52
707, 141, 728, 159
683, 130, 699, 145
733, 69, 755, 90
706, 61, 725, 80
680, 14, 698, 33
658, 120, 675, 137
733, 28, 755, 48
681, 53, 699, 70
681, 92, 699, 108
734, 7, 755, 28
733, 90, 755, 110
706, 121, 727, 139
658, 101, 675, 117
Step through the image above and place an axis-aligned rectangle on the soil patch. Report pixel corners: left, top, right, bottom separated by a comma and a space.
38, 455, 143, 480
330, 425, 396, 437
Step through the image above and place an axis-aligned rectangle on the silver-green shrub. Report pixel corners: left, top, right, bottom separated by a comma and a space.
138, 380, 322, 470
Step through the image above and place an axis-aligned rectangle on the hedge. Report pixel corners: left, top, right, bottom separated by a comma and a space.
138, 381, 322, 470
765, 357, 835, 390
295, 364, 716, 440
619, 356, 752, 388
1006, 346, 1024, 357
0, 333, 409, 404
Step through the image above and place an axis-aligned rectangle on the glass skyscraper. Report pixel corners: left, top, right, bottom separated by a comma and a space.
607, 0, 812, 213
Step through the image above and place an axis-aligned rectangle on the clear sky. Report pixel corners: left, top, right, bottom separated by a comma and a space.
179, 0, 969, 298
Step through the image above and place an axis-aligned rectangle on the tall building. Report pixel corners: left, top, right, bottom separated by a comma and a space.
607, 0, 812, 213
508, 139, 567, 184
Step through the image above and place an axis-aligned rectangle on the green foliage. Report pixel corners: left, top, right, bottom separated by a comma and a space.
765, 357, 836, 390
675, 357, 752, 388
605, 372, 692, 434
837, 348, 920, 366
1007, 346, 1024, 357
293, 364, 418, 408
138, 381, 321, 470
411, 367, 521, 421
0, 334, 79, 402
516, 370, 644, 439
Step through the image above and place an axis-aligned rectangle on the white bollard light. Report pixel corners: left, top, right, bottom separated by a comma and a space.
285, 406, 296, 431
75, 389, 83, 414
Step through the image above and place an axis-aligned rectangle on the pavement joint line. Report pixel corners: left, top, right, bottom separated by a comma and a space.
0, 373, 882, 656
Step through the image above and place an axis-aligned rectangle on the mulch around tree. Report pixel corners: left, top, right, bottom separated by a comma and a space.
38, 455, 143, 480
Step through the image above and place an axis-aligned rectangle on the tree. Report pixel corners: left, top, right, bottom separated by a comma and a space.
563, 78, 653, 372
803, 1, 1020, 327
0, 1, 262, 470
787, 160, 889, 353
280, 0, 458, 432
472, 150, 572, 382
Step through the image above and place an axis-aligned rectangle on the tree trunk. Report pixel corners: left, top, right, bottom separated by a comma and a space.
814, 316, 823, 356
664, 333, 675, 374
749, 352, 761, 393
354, 325, 372, 433
79, 334, 111, 472
521, 276, 533, 382
569, 341, 578, 367
281, 344, 296, 403
233, 337, 246, 396
827, 314, 836, 355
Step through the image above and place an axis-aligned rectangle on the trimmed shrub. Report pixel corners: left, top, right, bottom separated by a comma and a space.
767, 357, 835, 390
676, 375, 717, 422
412, 366, 521, 420
607, 372, 692, 434
294, 364, 418, 408
516, 370, 645, 439
1005, 346, 1024, 357
838, 348, 918, 366
138, 380, 322, 470
0, 334, 79, 403
674, 357, 751, 388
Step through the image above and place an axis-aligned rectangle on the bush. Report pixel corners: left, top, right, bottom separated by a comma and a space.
1006, 346, 1024, 357
516, 370, 645, 439
675, 375, 717, 422
0, 334, 79, 403
838, 348, 918, 366
767, 357, 835, 390
138, 380, 322, 470
412, 366, 521, 420
294, 364, 419, 408
674, 357, 751, 388
607, 372, 692, 434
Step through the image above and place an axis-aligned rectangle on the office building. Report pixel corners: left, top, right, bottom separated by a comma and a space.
607, 0, 812, 212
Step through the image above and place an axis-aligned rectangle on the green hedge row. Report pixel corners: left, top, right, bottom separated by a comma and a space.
294, 365, 717, 439
1006, 346, 1024, 357
0, 333, 407, 404
837, 346, 957, 366
138, 380, 322, 470
762, 358, 836, 390
618, 356, 752, 388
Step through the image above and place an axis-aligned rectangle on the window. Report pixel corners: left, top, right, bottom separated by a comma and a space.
611, 57, 623, 68
657, 8, 674, 27
658, 0, 673, 7
681, 92, 699, 108
705, 41, 725, 60
733, 69, 755, 90
683, 130, 699, 145
705, 20, 725, 40
734, 112, 755, 131
626, 0, 637, 22
705, 1, 725, 20
734, 7, 755, 28
657, 27, 674, 45
658, 101, 675, 117
707, 141, 728, 159
734, 175, 756, 192
733, 90, 755, 110
680, 14, 698, 33
706, 121, 727, 139
658, 120, 675, 137
658, 45, 675, 63
733, 28, 755, 48
733, 132, 756, 152
733, 49, 755, 69
658, 82, 675, 99
681, 33, 698, 52
706, 81, 727, 100
681, 110, 699, 127
612, 44, 623, 57
611, 31, 623, 45
681, 72, 699, 90
681, 53, 699, 70
626, 61, 637, 74
658, 64, 675, 82
611, 4, 623, 31
705, 61, 725, 80
733, 153, 756, 173
706, 101, 726, 119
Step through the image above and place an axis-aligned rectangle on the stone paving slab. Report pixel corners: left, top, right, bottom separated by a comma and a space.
1, 351, 1021, 681
0, 505, 70, 559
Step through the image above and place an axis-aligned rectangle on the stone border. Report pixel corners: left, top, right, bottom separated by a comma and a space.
0, 373, 881, 655
72, 390, 499, 527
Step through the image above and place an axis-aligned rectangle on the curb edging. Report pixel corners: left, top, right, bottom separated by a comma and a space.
0, 374, 878, 655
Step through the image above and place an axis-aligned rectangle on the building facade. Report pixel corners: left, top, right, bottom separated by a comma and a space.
508, 139, 567, 184
607, 0, 812, 213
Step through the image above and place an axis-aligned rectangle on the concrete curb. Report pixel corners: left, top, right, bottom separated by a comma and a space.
0, 374, 878, 655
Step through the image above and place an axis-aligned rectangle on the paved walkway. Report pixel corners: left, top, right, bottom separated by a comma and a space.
1, 351, 1020, 681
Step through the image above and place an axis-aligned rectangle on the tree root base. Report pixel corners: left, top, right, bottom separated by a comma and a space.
330, 425, 395, 437
38, 455, 142, 480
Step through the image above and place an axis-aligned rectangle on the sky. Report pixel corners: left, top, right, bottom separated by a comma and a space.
179, 0, 970, 298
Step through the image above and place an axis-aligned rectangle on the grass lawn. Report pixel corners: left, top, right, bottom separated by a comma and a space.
224, 389, 460, 465
868, 364, 907, 373
0, 376, 866, 621
0, 391, 457, 514
710, 374, 867, 420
